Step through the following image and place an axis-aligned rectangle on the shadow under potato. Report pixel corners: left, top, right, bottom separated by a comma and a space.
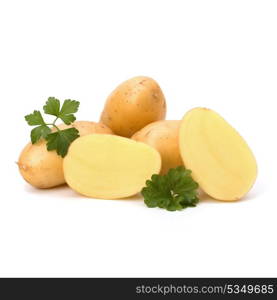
23, 182, 262, 204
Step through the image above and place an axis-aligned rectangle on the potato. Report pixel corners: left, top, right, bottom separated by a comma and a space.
17, 140, 65, 189
63, 134, 161, 199
100, 76, 166, 137
179, 108, 257, 201
132, 120, 183, 174
55, 121, 113, 135
18, 121, 113, 188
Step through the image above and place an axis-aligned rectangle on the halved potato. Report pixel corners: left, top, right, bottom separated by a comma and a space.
179, 108, 257, 201
63, 134, 161, 199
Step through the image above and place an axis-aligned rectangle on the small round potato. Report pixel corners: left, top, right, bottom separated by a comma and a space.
100, 76, 166, 137
17, 140, 65, 189
18, 121, 113, 189
132, 120, 183, 174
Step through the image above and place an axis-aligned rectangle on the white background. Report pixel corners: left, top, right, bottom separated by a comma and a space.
0, 0, 276, 277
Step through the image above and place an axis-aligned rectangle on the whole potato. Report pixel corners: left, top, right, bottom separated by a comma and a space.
55, 121, 113, 135
100, 76, 166, 137
18, 121, 113, 188
132, 120, 183, 174
17, 140, 65, 189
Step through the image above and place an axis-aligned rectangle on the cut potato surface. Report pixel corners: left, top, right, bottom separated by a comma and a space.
63, 134, 161, 199
179, 108, 257, 201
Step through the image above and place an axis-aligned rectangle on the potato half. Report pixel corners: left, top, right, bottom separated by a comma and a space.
132, 120, 183, 174
100, 76, 166, 137
63, 134, 161, 199
18, 121, 113, 189
179, 108, 257, 201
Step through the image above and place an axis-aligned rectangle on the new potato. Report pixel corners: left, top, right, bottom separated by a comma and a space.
100, 76, 166, 137
132, 120, 183, 174
179, 108, 257, 201
18, 121, 113, 188
63, 134, 161, 199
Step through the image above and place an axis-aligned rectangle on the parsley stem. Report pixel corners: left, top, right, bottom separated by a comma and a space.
53, 116, 59, 124
45, 123, 61, 132
45, 117, 60, 131
52, 124, 61, 132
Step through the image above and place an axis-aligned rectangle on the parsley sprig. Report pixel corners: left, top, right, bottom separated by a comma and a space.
141, 166, 199, 211
25, 97, 80, 157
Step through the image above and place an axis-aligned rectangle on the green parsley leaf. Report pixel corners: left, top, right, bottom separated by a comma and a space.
46, 128, 79, 157
59, 114, 76, 125
60, 99, 80, 115
141, 166, 199, 211
24, 97, 80, 157
43, 97, 60, 116
25, 110, 45, 126
59, 100, 80, 125
43, 98, 80, 124
30, 125, 51, 144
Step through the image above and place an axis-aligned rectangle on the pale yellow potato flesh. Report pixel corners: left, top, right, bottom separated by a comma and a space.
18, 121, 113, 188
63, 134, 161, 199
132, 120, 183, 174
100, 76, 166, 137
179, 108, 257, 201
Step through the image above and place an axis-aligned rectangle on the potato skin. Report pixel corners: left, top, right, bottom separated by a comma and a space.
132, 120, 183, 174
18, 121, 113, 189
100, 76, 166, 137
56, 121, 113, 135
18, 140, 64, 189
